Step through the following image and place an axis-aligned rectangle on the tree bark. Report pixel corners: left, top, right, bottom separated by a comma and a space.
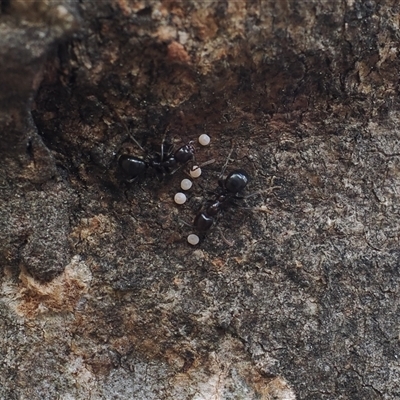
1, 1, 399, 399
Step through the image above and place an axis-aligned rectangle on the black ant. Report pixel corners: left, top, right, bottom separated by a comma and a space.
113, 108, 196, 182
119, 140, 195, 182
189, 152, 280, 245
193, 169, 250, 232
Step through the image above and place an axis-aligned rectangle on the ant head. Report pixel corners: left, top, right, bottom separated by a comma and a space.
224, 169, 250, 194
175, 142, 195, 164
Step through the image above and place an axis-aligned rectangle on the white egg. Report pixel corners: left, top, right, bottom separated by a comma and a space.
190, 166, 202, 178
180, 178, 193, 190
174, 192, 187, 204
187, 234, 200, 245
198, 134, 211, 146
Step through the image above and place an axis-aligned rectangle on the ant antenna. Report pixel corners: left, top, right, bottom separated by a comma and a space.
172, 157, 216, 176
219, 141, 235, 179
240, 185, 281, 199
243, 175, 280, 199
160, 124, 172, 161
217, 227, 235, 247
181, 158, 216, 177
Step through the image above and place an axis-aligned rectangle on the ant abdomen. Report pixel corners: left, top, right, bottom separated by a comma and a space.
193, 211, 214, 231
119, 154, 148, 180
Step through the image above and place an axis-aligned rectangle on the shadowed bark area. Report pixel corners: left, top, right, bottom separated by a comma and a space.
1, 1, 400, 399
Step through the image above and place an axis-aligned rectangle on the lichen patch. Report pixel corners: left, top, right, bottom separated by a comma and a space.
4, 256, 91, 319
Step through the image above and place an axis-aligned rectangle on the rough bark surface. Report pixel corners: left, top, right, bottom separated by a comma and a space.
1, 1, 400, 399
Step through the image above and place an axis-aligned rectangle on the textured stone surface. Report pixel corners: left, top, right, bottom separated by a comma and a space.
1, 1, 400, 399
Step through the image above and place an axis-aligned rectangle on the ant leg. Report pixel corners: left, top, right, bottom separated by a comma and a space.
179, 218, 193, 228
170, 165, 185, 175
128, 132, 145, 153
126, 177, 139, 183
114, 108, 146, 152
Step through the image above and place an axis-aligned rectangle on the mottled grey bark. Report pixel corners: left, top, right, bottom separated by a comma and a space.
1, 1, 399, 399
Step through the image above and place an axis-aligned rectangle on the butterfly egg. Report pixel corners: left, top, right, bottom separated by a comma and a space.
174, 192, 187, 204
198, 134, 210, 146
187, 234, 200, 245
181, 178, 193, 190
190, 166, 201, 178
